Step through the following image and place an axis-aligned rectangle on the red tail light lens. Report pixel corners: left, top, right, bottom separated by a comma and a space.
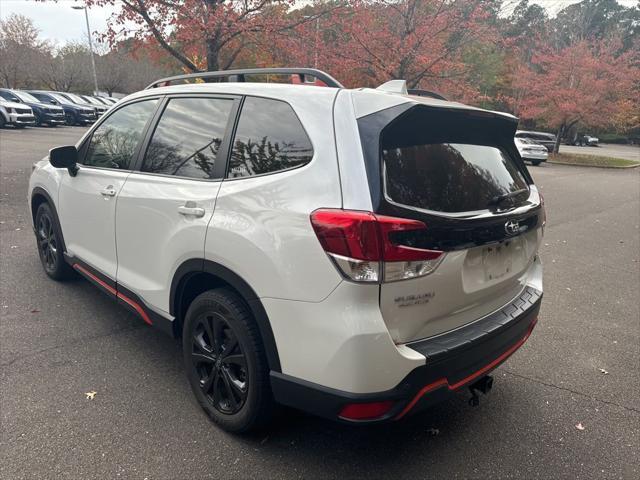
309, 210, 380, 260
310, 209, 444, 283
339, 400, 396, 421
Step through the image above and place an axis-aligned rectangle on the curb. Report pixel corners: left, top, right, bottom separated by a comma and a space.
547, 160, 640, 169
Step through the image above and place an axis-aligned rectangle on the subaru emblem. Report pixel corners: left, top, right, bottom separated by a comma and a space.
504, 220, 520, 235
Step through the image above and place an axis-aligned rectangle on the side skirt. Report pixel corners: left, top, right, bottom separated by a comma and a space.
66, 254, 174, 336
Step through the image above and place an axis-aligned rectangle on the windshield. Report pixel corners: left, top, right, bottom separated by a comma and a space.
50, 93, 73, 105
13, 91, 40, 103
0, 91, 21, 103
64, 92, 88, 104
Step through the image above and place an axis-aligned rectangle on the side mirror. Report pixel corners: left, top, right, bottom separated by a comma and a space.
49, 146, 79, 177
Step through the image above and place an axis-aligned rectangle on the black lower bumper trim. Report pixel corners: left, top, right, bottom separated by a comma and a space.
270, 287, 542, 423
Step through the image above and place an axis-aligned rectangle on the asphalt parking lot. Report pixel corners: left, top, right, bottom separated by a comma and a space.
559, 143, 640, 161
1, 127, 639, 479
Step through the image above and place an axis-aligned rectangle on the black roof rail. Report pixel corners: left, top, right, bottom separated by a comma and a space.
407, 89, 447, 101
145, 68, 344, 90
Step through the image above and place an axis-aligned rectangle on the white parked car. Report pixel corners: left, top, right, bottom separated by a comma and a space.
515, 137, 549, 166
28, 68, 544, 432
0, 99, 36, 128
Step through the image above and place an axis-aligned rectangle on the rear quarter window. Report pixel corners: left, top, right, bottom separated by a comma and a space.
228, 97, 313, 178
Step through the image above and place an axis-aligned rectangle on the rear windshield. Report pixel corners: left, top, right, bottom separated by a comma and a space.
383, 143, 528, 213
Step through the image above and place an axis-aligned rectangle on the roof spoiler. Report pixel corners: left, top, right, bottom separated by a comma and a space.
375, 80, 447, 100
145, 68, 344, 89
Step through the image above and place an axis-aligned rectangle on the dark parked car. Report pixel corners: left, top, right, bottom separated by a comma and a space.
515, 130, 557, 152
27, 91, 97, 126
0, 89, 65, 127
55, 92, 103, 117
79, 95, 109, 115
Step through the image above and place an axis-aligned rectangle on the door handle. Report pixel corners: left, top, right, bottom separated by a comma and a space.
100, 186, 117, 197
178, 202, 205, 218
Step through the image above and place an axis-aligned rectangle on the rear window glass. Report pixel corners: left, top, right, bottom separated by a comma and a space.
383, 143, 528, 213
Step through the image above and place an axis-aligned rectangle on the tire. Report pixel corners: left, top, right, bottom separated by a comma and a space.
35, 114, 42, 127
531, 160, 541, 166
183, 288, 274, 433
34, 203, 75, 280
65, 112, 76, 126
0, 115, 6, 128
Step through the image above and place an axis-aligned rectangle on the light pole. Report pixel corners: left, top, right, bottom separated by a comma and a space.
72, 5, 99, 95
303, 15, 321, 69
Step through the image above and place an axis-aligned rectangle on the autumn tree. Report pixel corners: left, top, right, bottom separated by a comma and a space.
79, 0, 326, 73
515, 38, 638, 152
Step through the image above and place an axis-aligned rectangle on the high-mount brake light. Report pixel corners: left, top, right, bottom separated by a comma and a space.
310, 209, 444, 283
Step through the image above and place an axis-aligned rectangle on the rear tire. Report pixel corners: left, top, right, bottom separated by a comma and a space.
183, 288, 274, 433
35, 203, 75, 280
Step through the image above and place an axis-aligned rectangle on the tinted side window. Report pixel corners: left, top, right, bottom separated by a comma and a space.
83, 99, 158, 169
228, 97, 313, 178
142, 97, 233, 179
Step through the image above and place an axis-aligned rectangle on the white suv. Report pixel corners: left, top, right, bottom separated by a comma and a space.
28, 68, 544, 432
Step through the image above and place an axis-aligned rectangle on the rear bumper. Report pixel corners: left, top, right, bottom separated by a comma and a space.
271, 286, 542, 423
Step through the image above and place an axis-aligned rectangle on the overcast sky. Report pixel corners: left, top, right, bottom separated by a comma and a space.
0, 0, 637, 45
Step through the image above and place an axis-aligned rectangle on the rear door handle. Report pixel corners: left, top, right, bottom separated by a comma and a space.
100, 186, 117, 197
178, 202, 205, 218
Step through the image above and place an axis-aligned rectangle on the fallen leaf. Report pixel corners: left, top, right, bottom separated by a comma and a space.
85, 391, 97, 400
566, 287, 572, 291
599, 368, 609, 375
30, 309, 40, 314
426, 427, 440, 436
575, 423, 585, 431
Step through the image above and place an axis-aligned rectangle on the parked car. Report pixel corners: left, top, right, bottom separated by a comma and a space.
515, 130, 557, 152
28, 68, 544, 433
0, 88, 65, 127
91, 96, 114, 108
54, 92, 104, 117
515, 137, 548, 166
79, 95, 109, 115
27, 91, 97, 126
573, 134, 599, 146
0, 99, 35, 128
102, 97, 118, 105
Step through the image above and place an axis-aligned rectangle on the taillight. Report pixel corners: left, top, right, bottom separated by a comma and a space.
310, 209, 444, 283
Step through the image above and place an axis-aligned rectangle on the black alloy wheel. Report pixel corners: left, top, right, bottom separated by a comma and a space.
183, 289, 274, 432
34, 203, 74, 280
37, 209, 58, 273
191, 308, 248, 414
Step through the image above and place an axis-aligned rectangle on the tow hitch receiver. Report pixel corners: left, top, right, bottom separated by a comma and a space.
468, 375, 494, 406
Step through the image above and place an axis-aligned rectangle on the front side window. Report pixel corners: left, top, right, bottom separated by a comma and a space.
83, 99, 158, 170
142, 97, 233, 179
228, 97, 313, 178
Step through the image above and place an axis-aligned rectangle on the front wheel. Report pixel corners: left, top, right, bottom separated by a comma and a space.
65, 112, 76, 126
35, 203, 75, 280
531, 160, 542, 166
183, 289, 274, 433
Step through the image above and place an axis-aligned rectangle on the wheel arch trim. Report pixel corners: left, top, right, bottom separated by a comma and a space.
170, 258, 282, 373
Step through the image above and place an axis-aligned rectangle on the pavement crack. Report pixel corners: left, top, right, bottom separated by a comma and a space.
0, 325, 146, 368
502, 369, 640, 414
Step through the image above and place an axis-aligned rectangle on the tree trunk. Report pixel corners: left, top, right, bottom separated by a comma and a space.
206, 38, 219, 72
553, 123, 565, 154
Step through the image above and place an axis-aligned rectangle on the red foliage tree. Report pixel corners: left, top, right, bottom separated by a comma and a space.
513, 38, 638, 151
81, 0, 320, 72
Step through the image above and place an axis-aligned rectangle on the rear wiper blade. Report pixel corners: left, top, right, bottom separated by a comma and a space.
488, 188, 529, 207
